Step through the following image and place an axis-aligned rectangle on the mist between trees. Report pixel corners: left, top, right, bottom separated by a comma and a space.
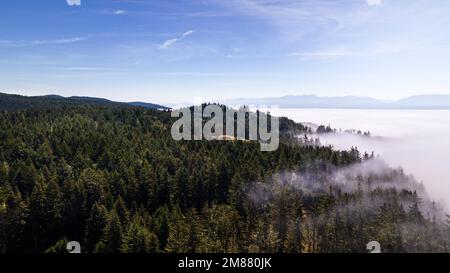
245, 158, 450, 253
0, 101, 448, 253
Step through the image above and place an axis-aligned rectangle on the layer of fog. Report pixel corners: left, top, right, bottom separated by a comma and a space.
247, 158, 445, 220
279, 109, 450, 209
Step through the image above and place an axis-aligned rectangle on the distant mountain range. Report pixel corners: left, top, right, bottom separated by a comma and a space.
222, 94, 450, 109
4, 92, 450, 111
0, 92, 170, 111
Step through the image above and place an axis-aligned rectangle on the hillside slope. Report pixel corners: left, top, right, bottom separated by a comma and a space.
0, 95, 448, 253
0, 92, 169, 111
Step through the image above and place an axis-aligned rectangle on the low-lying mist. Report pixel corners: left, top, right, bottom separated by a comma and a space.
247, 158, 443, 219
279, 109, 450, 209
244, 158, 449, 252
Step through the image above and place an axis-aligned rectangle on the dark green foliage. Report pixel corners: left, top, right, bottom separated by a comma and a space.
45, 238, 68, 253
0, 94, 448, 253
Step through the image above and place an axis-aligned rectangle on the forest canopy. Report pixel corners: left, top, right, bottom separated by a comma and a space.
0, 93, 448, 253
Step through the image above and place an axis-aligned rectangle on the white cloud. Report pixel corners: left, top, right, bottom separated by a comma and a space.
0, 37, 86, 47
182, 30, 195, 37
32, 37, 86, 45
115, 10, 126, 15
290, 50, 362, 58
366, 0, 382, 6
215, 0, 376, 41
66, 0, 81, 6
160, 38, 180, 49
59, 67, 121, 71
159, 30, 195, 49
289, 46, 366, 60
289, 42, 419, 60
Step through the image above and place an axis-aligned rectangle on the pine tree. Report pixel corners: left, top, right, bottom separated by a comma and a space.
113, 196, 130, 226
85, 202, 109, 253
165, 207, 189, 253
28, 180, 46, 250
185, 208, 204, 252
45, 178, 63, 242
95, 210, 124, 253
154, 206, 170, 250
122, 219, 159, 253
285, 217, 303, 253
44, 238, 68, 253
173, 167, 189, 210
1, 190, 29, 252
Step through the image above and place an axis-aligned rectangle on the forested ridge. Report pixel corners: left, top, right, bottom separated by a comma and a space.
0, 92, 168, 111
0, 96, 449, 253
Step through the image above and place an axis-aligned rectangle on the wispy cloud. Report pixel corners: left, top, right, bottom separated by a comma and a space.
57, 67, 122, 72
290, 50, 362, 57
32, 37, 85, 45
98, 10, 127, 15
290, 43, 422, 60
66, 0, 81, 6
0, 37, 86, 48
289, 49, 363, 60
366, 0, 382, 6
140, 71, 265, 77
160, 38, 179, 49
182, 30, 195, 37
215, 0, 369, 39
159, 30, 195, 49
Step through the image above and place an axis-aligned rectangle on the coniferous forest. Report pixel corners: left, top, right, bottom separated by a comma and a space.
0, 93, 449, 253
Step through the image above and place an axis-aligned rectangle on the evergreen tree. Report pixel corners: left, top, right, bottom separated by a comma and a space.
85, 203, 109, 253
122, 219, 159, 253
96, 210, 124, 253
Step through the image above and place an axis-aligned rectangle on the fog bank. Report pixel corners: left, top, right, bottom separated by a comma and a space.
279, 109, 450, 208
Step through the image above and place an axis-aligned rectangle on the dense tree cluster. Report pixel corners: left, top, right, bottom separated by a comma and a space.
0, 99, 448, 253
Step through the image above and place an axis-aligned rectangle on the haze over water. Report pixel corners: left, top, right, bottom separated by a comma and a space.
280, 108, 450, 209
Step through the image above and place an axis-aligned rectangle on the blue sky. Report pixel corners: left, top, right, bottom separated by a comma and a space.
1, 0, 450, 104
